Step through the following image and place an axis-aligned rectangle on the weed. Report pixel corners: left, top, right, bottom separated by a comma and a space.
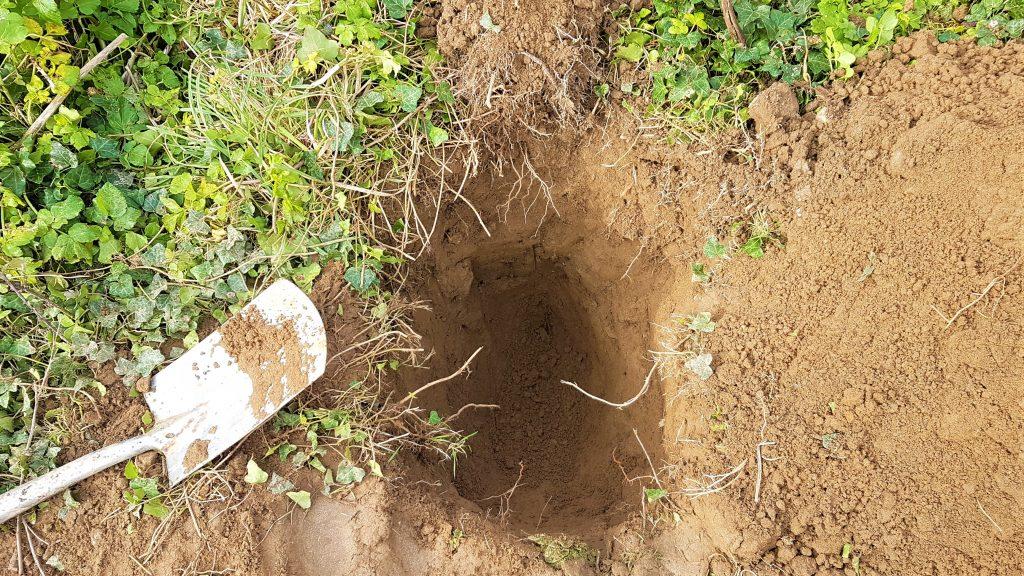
449, 527, 465, 553
709, 405, 729, 432
122, 460, 169, 519
690, 212, 783, 283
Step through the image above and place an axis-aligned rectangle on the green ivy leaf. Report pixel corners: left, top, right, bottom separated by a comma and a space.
703, 236, 727, 259
250, 23, 273, 50
66, 222, 98, 243
124, 460, 139, 480
393, 83, 422, 113
244, 459, 269, 484
336, 465, 365, 485
427, 125, 448, 147
297, 27, 339, 63
687, 312, 716, 333
343, 265, 378, 292
142, 498, 169, 518
49, 142, 78, 171
740, 236, 764, 258
77, 0, 101, 15
383, 0, 413, 19
31, 0, 60, 22
286, 490, 311, 509
644, 487, 668, 503
94, 183, 128, 219
51, 195, 84, 221
616, 43, 644, 62
0, 11, 28, 48
106, 101, 140, 133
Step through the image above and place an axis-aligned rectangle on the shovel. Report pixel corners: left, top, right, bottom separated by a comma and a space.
0, 279, 327, 523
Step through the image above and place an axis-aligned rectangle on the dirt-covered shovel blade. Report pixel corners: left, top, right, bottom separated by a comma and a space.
0, 279, 327, 523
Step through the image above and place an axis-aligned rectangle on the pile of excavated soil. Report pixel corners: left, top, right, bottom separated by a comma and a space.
662, 35, 1024, 575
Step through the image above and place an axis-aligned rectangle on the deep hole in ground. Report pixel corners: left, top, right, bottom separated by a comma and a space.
405, 172, 670, 537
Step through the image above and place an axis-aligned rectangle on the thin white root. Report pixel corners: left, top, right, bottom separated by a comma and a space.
977, 500, 1003, 534
681, 460, 747, 498
561, 363, 657, 410
939, 256, 1023, 328
450, 403, 500, 420
754, 440, 775, 505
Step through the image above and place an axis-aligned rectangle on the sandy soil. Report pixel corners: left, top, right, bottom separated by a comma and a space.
3, 2, 1024, 574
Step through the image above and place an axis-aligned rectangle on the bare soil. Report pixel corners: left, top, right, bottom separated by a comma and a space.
3, 6, 1024, 576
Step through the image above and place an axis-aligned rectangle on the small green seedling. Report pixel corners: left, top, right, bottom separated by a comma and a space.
449, 528, 465, 553
645, 487, 668, 503
122, 460, 169, 519
709, 406, 729, 432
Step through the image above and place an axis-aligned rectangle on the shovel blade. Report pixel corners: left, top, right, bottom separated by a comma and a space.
145, 279, 327, 485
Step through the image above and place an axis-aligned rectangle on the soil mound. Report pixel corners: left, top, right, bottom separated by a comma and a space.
692, 35, 1024, 575
427, 0, 603, 151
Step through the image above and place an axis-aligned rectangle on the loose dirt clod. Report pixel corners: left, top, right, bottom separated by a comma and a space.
182, 439, 210, 471
218, 308, 310, 418
748, 81, 800, 134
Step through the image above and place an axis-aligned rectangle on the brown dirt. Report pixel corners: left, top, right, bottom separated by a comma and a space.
218, 308, 310, 418
3, 18, 1024, 576
689, 36, 1024, 575
424, 0, 604, 152
182, 439, 210, 471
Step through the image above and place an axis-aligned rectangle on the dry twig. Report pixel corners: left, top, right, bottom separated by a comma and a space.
721, 0, 747, 46
22, 34, 129, 142
402, 347, 483, 403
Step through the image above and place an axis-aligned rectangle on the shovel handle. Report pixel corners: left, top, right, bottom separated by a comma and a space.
0, 434, 159, 524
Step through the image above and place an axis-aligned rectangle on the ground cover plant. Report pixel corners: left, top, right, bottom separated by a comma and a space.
609, 0, 1024, 134
0, 0, 469, 500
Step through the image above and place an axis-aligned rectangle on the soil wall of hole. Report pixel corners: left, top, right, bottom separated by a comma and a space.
401, 165, 680, 538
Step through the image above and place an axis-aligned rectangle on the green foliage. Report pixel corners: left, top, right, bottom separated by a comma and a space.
122, 460, 169, 518
0, 0, 464, 492
611, 0, 1024, 132
644, 487, 668, 502
286, 489, 311, 508
244, 458, 269, 484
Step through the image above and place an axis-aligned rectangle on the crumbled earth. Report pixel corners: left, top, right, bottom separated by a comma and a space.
691, 35, 1024, 575
423, 0, 604, 151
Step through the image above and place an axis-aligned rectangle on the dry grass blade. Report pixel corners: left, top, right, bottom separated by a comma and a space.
22, 34, 129, 142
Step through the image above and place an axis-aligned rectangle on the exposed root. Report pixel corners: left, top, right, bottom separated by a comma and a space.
560, 363, 658, 410
481, 461, 526, 525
